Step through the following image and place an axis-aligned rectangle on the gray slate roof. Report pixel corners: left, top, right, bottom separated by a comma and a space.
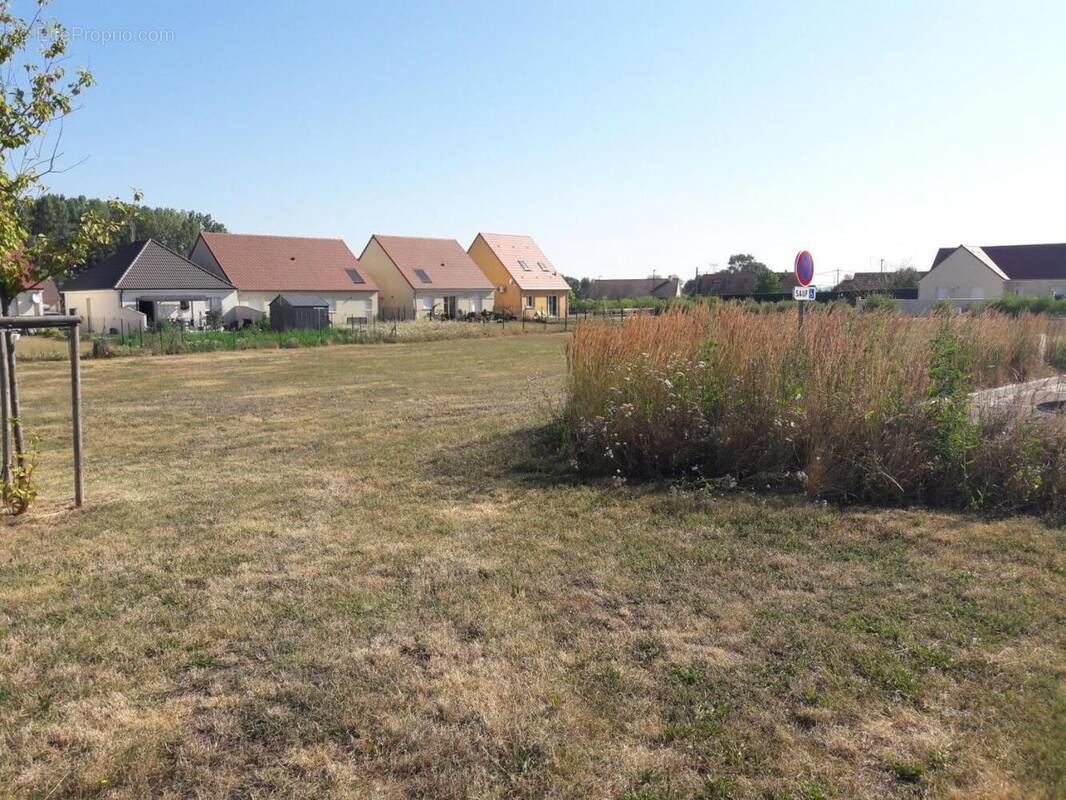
271, 293, 329, 307
63, 240, 234, 292
932, 243, 1066, 280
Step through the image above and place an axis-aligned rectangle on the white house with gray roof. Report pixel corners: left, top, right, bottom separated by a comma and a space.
62, 239, 237, 333
919, 243, 1066, 304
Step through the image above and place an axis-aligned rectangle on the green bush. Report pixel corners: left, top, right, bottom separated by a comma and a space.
91, 337, 115, 359
987, 294, 1066, 317
1047, 338, 1066, 371
861, 293, 901, 313
2, 438, 38, 515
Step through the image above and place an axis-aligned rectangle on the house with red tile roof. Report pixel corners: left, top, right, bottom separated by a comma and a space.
834, 271, 924, 294
468, 233, 570, 317
12, 277, 61, 316
190, 232, 378, 326
691, 270, 799, 297
358, 235, 495, 320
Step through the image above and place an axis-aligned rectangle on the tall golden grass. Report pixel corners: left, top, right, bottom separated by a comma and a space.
561, 305, 1066, 513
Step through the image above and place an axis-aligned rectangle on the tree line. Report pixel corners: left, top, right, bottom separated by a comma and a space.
565, 253, 920, 301
24, 194, 226, 270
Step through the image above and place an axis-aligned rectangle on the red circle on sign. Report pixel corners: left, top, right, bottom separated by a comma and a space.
795, 251, 814, 287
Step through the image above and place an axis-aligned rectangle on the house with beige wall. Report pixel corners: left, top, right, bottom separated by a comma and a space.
468, 233, 570, 317
62, 239, 237, 333
920, 243, 1066, 304
359, 235, 494, 320
190, 232, 378, 326
11, 279, 61, 316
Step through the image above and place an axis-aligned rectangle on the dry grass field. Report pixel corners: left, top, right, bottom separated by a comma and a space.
0, 334, 1063, 799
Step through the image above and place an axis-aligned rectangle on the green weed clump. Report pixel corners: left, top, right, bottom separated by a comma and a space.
1046, 337, 1066, 371
560, 306, 1066, 514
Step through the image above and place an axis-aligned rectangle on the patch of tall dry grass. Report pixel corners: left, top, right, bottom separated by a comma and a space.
561, 305, 1066, 513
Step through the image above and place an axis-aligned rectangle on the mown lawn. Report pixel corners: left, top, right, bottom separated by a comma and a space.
0, 334, 1063, 799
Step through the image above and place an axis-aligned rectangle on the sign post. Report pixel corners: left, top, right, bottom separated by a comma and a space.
794, 250, 815, 328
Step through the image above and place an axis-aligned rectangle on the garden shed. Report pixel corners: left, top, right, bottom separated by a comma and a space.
269, 294, 330, 331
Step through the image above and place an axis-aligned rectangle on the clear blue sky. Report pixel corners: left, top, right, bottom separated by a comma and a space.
37, 0, 1066, 284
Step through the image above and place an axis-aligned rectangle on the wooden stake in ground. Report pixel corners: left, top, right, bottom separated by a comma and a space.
69, 324, 83, 507
5, 331, 24, 465
0, 331, 9, 487
0, 315, 85, 508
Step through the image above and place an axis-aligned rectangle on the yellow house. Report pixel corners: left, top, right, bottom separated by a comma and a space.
358, 235, 495, 321
468, 233, 570, 318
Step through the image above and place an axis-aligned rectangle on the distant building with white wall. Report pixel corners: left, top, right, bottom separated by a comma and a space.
920, 243, 1066, 303
62, 239, 237, 333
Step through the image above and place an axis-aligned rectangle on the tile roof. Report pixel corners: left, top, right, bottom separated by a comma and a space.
931, 243, 1066, 281
369, 235, 493, 291
693, 271, 796, 296
471, 233, 570, 292
63, 240, 234, 292
834, 271, 926, 292
694, 271, 756, 296
777, 272, 801, 292
22, 278, 61, 308
587, 277, 680, 300
198, 232, 378, 292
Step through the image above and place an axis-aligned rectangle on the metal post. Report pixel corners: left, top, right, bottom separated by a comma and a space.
798, 301, 806, 329
0, 332, 9, 487
69, 323, 83, 507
